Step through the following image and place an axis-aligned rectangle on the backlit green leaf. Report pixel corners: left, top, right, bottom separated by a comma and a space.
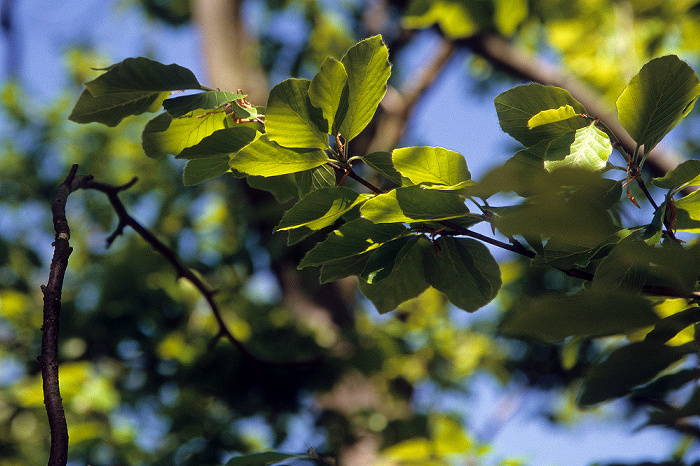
500, 290, 660, 343
360, 186, 476, 224
528, 105, 578, 129
578, 340, 692, 406
275, 187, 367, 232
544, 123, 612, 171
673, 190, 700, 232
616, 55, 700, 153
339, 35, 391, 141
265, 79, 329, 149
308, 57, 348, 134
295, 164, 336, 198
230, 135, 329, 177
652, 159, 700, 190
183, 155, 230, 186
494, 84, 588, 147
424, 237, 501, 312
392, 146, 470, 187
142, 110, 228, 159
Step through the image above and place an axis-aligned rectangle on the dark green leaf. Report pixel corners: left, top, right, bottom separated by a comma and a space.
339, 35, 391, 141
84, 57, 201, 95
617, 55, 700, 153
634, 368, 700, 401
69, 88, 169, 127
183, 155, 231, 186
230, 135, 329, 176
359, 236, 431, 313
424, 237, 501, 313
494, 83, 588, 147
361, 236, 414, 284
360, 151, 403, 185
645, 306, 700, 344
466, 143, 546, 199
176, 126, 258, 159
647, 386, 700, 426
500, 290, 660, 343
578, 340, 692, 406
245, 174, 299, 203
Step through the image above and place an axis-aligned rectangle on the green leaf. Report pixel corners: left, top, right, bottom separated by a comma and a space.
69, 88, 170, 127
424, 237, 501, 313
578, 340, 692, 406
592, 237, 700, 296
224, 451, 300, 465
183, 155, 231, 186
265, 79, 329, 149
673, 190, 700, 232
467, 144, 546, 199
163, 91, 246, 117
338, 35, 391, 141
360, 151, 403, 185
528, 105, 578, 129
142, 110, 229, 158
360, 186, 476, 224
616, 55, 700, 153
392, 146, 470, 187
494, 83, 588, 147
634, 367, 700, 400
245, 174, 299, 203
645, 306, 700, 344
299, 219, 407, 268
544, 123, 612, 172
359, 236, 431, 314
361, 236, 414, 284
230, 135, 329, 177
275, 187, 366, 232
402, 1, 477, 38
647, 386, 700, 426
319, 251, 374, 283
308, 57, 348, 134
84, 57, 202, 95
295, 164, 336, 198
652, 159, 700, 190
500, 290, 660, 343
642, 201, 666, 245
176, 126, 258, 159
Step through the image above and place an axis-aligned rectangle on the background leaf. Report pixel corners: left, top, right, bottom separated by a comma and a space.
616, 55, 700, 153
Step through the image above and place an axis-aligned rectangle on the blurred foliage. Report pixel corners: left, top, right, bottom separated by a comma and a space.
1, 0, 700, 465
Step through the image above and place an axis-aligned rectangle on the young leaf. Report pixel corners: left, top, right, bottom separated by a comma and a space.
230, 135, 329, 177
424, 237, 501, 313
494, 83, 588, 147
578, 340, 692, 406
359, 236, 431, 314
176, 126, 258, 159
527, 105, 578, 129
339, 35, 391, 141
391, 146, 471, 187
652, 159, 700, 190
308, 57, 348, 134
616, 55, 700, 154
360, 186, 476, 223
265, 79, 329, 149
275, 187, 367, 232
183, 155, 230, 186
500, 290, 660, 343
162, 91, 246, 118
142, 110, 228, 159
69, 89, 170, 127
544, 123, 612, 172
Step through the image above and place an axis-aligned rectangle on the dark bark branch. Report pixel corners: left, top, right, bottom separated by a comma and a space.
41, 164, 90, 466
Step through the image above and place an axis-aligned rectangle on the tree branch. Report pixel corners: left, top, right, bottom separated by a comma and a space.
41, 164, 90, 466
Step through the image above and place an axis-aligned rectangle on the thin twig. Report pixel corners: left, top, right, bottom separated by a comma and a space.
83, 177, 322, 367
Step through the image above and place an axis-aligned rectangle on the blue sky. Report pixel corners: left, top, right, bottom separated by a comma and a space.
2, 0, 698, 464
